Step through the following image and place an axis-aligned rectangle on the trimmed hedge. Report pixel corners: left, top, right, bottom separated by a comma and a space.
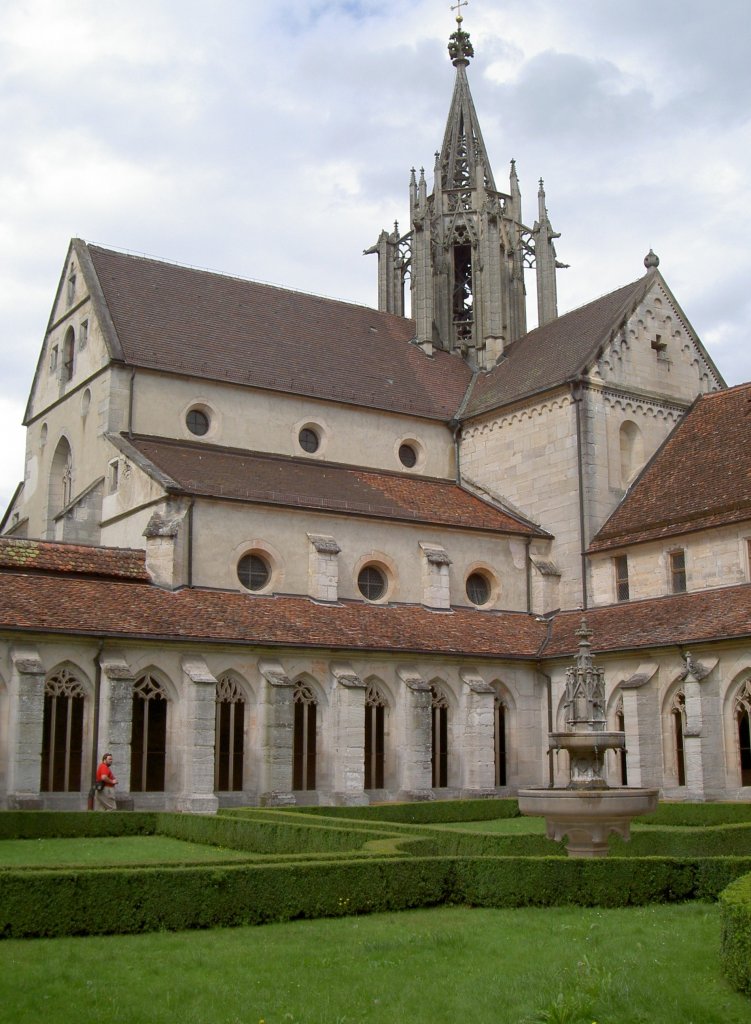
3, 855, 751, 939
719, 871, 751, 995
282, 798, 521, 824
0, 811, 157, 840
634, 802, 751, 827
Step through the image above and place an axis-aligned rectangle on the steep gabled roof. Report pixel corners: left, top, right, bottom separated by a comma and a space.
589, 382, 751, 552
82, 243, 472, 421
116, 434, 544, 535
462, 274, 653, 419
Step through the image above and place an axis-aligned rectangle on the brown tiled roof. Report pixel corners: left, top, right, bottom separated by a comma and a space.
84, 244, 472, 421
0, 569, 546, 658
463, 276, 651, 419
541, 584, 751, 657
122, 434, 542, 535
589, 382, 751, 552
0, 538, 149, 581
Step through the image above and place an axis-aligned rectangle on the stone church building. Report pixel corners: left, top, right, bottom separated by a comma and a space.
1, 20, 750, 811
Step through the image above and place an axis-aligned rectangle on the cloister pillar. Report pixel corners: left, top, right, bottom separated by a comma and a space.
257, 659, 296, 806
396, 666, 433, 800
460, 667, 496, 795
6, 646, 45, 808
331, 663, 369, 805
175, 656, 219, 814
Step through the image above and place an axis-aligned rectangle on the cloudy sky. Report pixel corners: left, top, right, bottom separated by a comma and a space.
2, 0, 750, 511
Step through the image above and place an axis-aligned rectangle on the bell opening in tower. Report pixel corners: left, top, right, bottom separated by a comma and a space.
452, 241, 474, 342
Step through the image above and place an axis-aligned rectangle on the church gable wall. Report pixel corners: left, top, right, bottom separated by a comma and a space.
132, 372, 455, 479
592, 283, 720, 402
13, 365, 131, 542
460, 394, 582, 608
589, 521, 751, 606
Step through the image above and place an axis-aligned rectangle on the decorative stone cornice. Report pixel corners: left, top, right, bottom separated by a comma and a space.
258, 659, 293, 688
331, 662, 365, 689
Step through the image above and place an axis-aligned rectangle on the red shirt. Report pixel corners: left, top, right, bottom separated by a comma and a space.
96, 762, 115, 786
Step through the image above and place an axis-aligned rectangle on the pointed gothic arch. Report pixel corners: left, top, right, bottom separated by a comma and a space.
293, 679, 318, 791
40, 666, 86, 792
364, 680, 389, 791
47, 436, 72, 536
619, 420, 644, 487
215, 672, 248, 792
430, 683, 450, 788
130, 671, 170, 792
733, 678, 751, 787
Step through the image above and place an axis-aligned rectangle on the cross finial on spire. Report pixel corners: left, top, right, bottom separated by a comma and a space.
448, 0, 474, 65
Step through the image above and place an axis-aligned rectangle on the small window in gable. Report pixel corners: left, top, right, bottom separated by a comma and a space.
49, 345, 58, 371
62, 328, 75, 382
614, 555, 629, 602
79, 320, 89, 350
670, 549, 686, 594
108, 459, 120, 493
67, 272, 76, 306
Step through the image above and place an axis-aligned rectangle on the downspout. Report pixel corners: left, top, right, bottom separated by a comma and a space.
570, 379, 588, 610
525, 536, 532, 613
187, 498, 195, 588
127, 368, 136, 439
449, 418, 462, 485
90, 641, 105, 794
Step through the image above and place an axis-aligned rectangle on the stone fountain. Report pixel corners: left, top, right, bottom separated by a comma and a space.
518, 619, 658, 857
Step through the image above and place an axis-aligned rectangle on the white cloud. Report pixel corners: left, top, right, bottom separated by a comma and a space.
1, 0, 750, 512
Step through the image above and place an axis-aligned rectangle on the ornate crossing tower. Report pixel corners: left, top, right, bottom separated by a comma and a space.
367, 10, 564, 369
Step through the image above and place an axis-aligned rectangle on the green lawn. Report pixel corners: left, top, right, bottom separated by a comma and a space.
1, 904, 747, 1024
0, 835, 256, 868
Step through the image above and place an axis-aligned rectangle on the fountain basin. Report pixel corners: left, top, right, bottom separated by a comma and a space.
517, 787, 659, 858
548, 730, 625, 752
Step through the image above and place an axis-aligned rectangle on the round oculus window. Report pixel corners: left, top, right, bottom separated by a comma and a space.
299, 427, 320, 453
399, 443, 417, 468
358, 565, 387, 601
186, 408, 210, 436
466, 571, 491, 606
237, 553, 271, 592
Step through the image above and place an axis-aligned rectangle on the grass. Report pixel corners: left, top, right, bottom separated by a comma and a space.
1, 903, 748, 1024
0, 835, 256, 868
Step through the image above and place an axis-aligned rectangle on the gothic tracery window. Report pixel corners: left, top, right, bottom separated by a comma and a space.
215, 674, 246, 792
130, 673, 168, 792
364, 684, 387, 790
40, 668, 85, 792
293, 682, 317, 791
734, 680, 751, 787
431, 685, 450, 788
671, 689, 686, 787
494, 696, 507, 787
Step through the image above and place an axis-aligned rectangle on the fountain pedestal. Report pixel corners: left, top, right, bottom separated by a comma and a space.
518, 620, 658, 857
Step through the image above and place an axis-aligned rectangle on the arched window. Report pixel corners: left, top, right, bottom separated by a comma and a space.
431, 685, 449, 788
47, 437, 73, 534
293, 682, 317, 791
734, 680, 751, 787
619, 420, 644, 487
40, 668, 85, 792
130, 673, 168, 792
215, 674, 246, 792
364, 683, 387, 790
62, 327, 75, 382
615, 697, 628, 786
494, 697, 507, 787
671, 689, 686, 787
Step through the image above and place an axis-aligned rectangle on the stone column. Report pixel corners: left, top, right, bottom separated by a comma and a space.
396, 666, 433, 800
6, 646, 45, 808
331, 663, 368, 805
98, 652, 135, 808
175, 656, 219, 814
681, 654, 717, 800
619, 665, 659, 788
257, 659, 296, 806
459, 668, 496, 795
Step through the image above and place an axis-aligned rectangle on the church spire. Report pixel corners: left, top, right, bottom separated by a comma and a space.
367, 2, 565, 366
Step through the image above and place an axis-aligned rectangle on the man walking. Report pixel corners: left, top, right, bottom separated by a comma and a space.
94, 752, 118, 811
